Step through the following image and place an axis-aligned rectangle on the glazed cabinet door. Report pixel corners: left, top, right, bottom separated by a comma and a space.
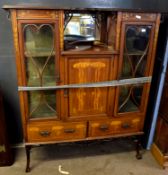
18, 20, 61, 120
115, 21, 157, 116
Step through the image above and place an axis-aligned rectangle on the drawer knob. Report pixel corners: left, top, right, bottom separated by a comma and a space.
39, 131, 51, 137
122, 123, 131, 129
99, 124, 109, 131
64, 128, 75, 133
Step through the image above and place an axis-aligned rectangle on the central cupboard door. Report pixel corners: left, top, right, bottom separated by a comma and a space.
18, 20, 61, 121
64, 57, 115, 120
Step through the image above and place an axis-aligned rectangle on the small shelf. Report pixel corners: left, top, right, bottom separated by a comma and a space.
124, 53, 146, 56
124, 50, 147, 56
62, 46, 118, 55
25, 51, 55, 57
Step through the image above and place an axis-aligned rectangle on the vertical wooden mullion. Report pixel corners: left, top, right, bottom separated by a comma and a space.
18, 20, 30, 125
107, 56, 115, 117
149, 14, 161, 76
59, 11, 67, 121
18, 21, 27, 87
144, 23, 156, 77
116, 12, 122, 51
11, 10, 28, 141
112, 12, 122, 117
54, 19, 61, 119
63, 57, 69, 120
114, 22, 126, 116
139, 83, 151, 125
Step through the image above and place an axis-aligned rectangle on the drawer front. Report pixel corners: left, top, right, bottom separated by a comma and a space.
122, 13, 157, 21
89, 118, 141, 137
27, 122, 86, 142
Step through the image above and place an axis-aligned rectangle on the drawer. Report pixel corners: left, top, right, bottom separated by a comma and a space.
27, 122, 86, 142
89, 118, 141, 138
122, 13, 157, 21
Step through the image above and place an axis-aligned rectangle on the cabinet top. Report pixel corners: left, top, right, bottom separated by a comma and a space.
2, 0, 168, 13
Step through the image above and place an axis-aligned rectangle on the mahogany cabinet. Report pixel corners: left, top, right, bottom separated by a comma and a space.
3, 6, 160, 172
152, 71, 168, 168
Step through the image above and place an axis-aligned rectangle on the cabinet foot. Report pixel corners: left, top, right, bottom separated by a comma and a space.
25, 145, 32, 173
135, 137, 142, 160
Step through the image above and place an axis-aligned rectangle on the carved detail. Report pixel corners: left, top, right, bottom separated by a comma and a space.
59, 11, 64, 51
17, 10, 58, 19
122, 13, 157, 21
73, 62, 106, 69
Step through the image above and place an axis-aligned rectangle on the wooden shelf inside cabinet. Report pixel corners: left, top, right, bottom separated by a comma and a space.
25, 51, 55, 57
124, 52, 147, 56
62, 46, 119, 55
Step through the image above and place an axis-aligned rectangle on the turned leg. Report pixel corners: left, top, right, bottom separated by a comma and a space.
134, 136, 142, 159
25, 145, 32, 173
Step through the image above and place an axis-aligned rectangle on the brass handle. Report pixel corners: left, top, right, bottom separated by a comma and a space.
99, 124, 109, 131
39, 131, 51, 137
64, 128, 75, 133
122, 123, 131, 129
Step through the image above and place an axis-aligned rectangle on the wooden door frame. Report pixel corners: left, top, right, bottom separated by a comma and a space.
17, 19, 61, 123
114, 21, 156, 117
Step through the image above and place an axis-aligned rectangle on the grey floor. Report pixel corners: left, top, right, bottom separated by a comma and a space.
0, 138, 168, 175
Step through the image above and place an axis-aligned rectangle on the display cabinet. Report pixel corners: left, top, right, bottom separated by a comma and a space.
151, 71, 168, 168
3, 6, 160, 172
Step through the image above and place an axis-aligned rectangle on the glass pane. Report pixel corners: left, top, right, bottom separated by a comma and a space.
121, 25, 152, 79
28, 91, 57, 119
64, 13, 96, 39
118, 85, 143, 113
64, 12, 117, 51
23, 24, 56, 86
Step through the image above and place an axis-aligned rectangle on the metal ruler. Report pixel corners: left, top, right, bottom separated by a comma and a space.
18, 76, 152, 91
